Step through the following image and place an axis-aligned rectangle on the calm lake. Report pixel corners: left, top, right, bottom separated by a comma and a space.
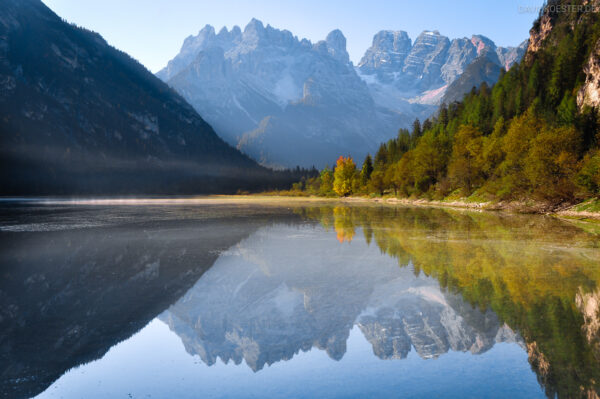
1, 199, 599, 398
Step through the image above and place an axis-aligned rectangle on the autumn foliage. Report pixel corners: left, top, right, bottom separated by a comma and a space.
333, 156, 357, 197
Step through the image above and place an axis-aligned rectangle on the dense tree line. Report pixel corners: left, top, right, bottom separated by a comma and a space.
292, 3, 600, 203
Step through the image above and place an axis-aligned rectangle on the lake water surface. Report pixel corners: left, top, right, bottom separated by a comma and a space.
1, 199, 599, 398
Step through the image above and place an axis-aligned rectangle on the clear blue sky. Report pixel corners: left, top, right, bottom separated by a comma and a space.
42, 0, 545, 73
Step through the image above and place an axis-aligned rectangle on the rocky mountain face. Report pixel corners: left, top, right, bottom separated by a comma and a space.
575, 0, 600, 110
358, 30, 527, 107
160, 224, 523, 371
441, 40, 528, 104
578, 38, 600, 109
160, 22, 526, 168
525, 0, 600, 111
0, 0, 282, 195
158, 20, 421, 169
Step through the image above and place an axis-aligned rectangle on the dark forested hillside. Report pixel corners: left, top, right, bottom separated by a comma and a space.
295, 0, 600, 204
0, 0, 307, 195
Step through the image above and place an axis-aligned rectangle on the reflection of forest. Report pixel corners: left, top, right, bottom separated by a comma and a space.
298, 205, 600, 399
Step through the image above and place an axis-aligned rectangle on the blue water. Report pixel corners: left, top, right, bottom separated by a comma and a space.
36, 320, 543, 399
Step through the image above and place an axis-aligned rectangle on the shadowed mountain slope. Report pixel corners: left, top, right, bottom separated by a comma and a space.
0, 0, 292, 195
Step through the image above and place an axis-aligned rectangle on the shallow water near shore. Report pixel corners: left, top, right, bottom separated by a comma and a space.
1, 198, 599, 398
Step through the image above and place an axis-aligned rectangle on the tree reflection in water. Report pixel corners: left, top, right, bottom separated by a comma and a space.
298, 205, 600, 398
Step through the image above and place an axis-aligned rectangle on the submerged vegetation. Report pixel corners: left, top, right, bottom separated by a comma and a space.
289, 4, 600, 206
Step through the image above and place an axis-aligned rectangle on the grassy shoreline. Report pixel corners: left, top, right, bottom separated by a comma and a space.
252, 193, 600, 221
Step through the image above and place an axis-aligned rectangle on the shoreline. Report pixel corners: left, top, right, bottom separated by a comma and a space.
2, 194, 599, 221
250, 194, 600, 221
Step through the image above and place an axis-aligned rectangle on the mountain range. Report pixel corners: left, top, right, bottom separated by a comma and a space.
0, 0, 528, 192
358, 30, 527, 106
159, 21, 527, 168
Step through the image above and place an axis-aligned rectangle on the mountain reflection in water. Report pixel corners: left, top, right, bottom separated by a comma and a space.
1, 202, 599, 399
161, 223, 523, 372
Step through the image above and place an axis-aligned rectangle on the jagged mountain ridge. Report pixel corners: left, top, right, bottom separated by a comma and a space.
158, 20, 420, 169
358, 30, 528, 106
159, 20, 526, 168
441, 40, 529, 104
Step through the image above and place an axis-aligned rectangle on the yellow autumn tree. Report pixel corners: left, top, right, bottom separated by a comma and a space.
447, 125, 485, 194
333, 156, 356, 196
